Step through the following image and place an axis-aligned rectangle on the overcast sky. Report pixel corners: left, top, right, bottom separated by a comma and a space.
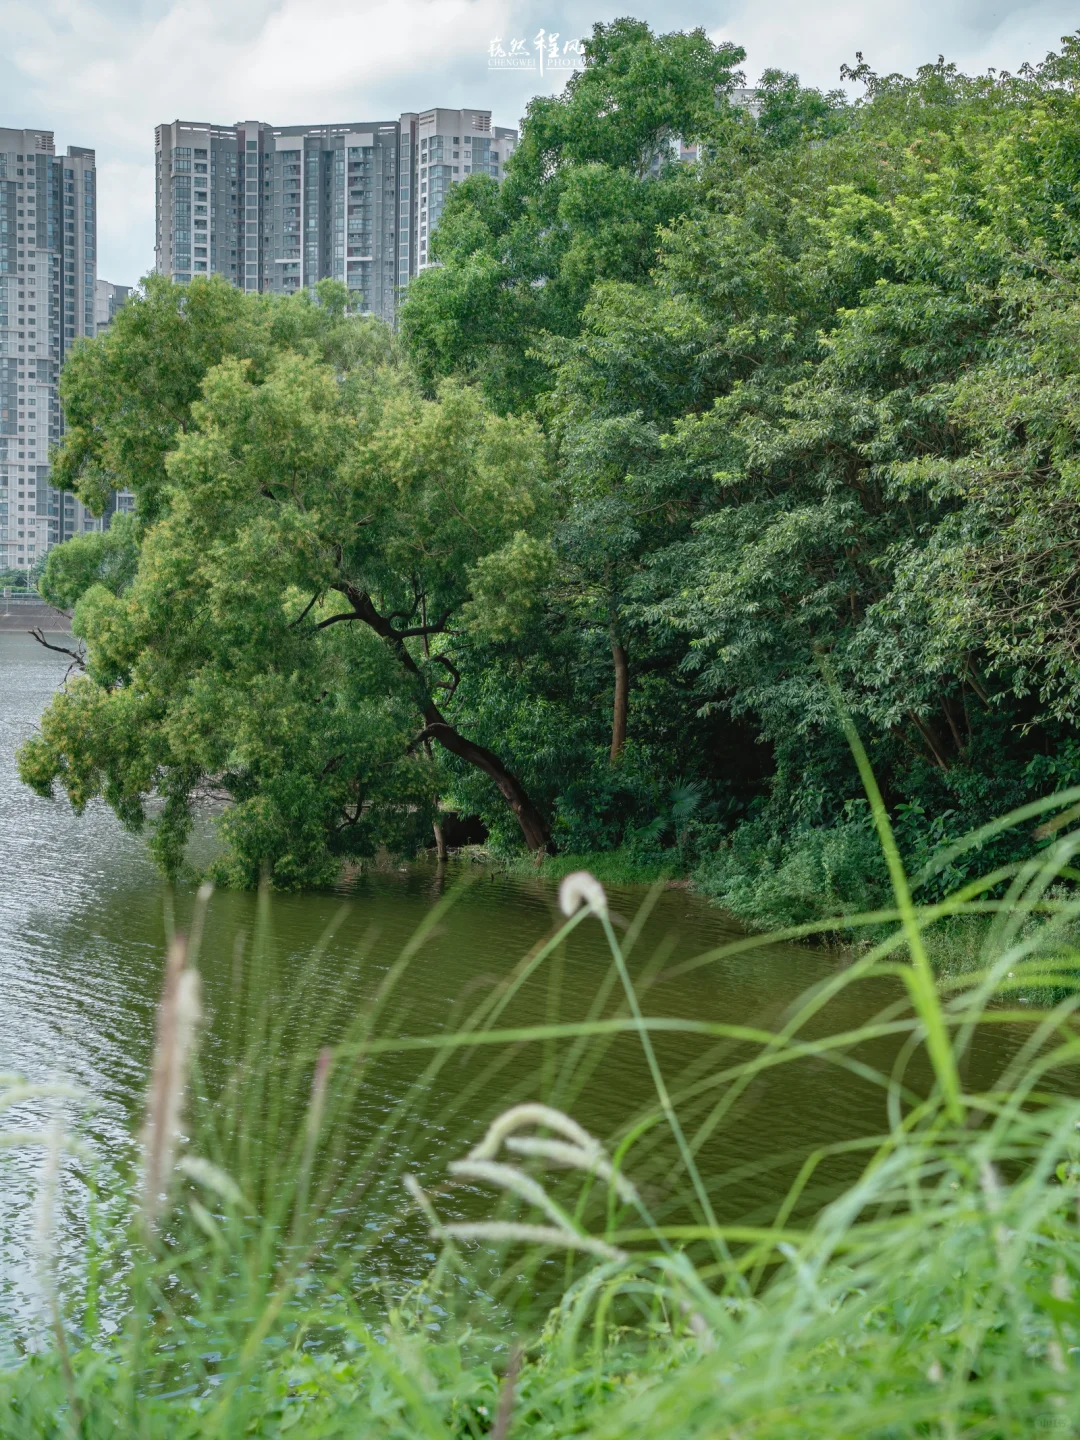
1, 0, 1077, 287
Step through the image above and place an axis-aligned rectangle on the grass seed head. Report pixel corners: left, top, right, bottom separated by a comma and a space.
140, 937, 202, 1230
559, 871, 608, 921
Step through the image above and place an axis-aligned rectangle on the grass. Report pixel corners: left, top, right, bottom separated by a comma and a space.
504, 847, 684, 887
5, 768, 1080, 1434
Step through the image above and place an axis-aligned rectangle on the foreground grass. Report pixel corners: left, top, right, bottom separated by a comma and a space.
5, 1073, 1080, 1438
6, 784, 1080, 1435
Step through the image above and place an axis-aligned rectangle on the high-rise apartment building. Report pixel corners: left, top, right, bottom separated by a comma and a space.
0, 127, 100, 573
404, 107, 517, 275
155, 109, 517, 324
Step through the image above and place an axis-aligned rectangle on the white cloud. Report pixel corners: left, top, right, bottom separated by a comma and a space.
14, 0, 514, 130
247, 0, 506, 110
711, 0, 1080, 93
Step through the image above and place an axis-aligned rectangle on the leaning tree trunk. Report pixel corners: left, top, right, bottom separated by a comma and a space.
327, 584, 553, 853
422, 735, 449, 861
421, 709, 551, 852
610, 634, 629, 763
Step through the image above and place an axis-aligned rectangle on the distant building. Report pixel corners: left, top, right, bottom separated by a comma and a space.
94, 277, 131, 331
154, 109, 518, 324
643, 91, 764, 179
404, 107, 518, 275
93, 280, 135, 525
0, 126, 102, 573
729, 88, 765, 120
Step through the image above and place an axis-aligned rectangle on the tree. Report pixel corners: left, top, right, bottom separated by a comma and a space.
29, 35, 1080, 919
39, 511, 139, 610
401, 19, 746, 413
19, 278, 554, 884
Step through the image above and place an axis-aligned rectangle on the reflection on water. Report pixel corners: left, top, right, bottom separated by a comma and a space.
0, 632, 1032, 1356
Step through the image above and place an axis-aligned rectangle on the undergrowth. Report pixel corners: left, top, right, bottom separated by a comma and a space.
504, 847, 680, 887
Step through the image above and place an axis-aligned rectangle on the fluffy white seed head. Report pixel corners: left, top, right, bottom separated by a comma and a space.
558, 871, 608, 920
441, 1221, 626, 1262
34, 1112, 63, 1274
469, 1102, 597, 1160
504, 1136, 638, 1205
140, 939, 203, 1229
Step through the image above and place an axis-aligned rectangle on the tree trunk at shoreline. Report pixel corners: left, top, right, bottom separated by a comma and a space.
329, 583, 553, 853
420, 713, 551, 852
610, 637, 629, 763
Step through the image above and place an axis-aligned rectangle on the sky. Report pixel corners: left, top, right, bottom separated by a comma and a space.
1, 0, 1078, 287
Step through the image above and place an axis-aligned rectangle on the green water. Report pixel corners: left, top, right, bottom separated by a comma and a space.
0, 631, 1030, 1350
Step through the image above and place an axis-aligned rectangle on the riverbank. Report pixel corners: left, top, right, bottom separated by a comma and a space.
0, 595, 71, 633
502, 846, 685, 888
6, 1129, 1077, 1438
502, 850, 1053, 990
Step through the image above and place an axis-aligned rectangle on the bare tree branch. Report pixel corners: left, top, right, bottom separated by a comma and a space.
314, 609, 362, 631
289, 591, 323, 628
429, 653, 461, 698
30, 629, 86, 671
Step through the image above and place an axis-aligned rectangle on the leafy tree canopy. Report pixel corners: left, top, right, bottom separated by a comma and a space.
20, 278, 553, 885
401, 19, 745, 412
401, 28, 1080, 922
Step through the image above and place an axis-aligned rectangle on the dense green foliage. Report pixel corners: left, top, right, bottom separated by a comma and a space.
21, 20, 1080, 913
401, 19, 745, 413
402, 23, 1080, 921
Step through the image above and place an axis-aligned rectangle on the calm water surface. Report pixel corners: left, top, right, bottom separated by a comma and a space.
0, 631, 1033, 1354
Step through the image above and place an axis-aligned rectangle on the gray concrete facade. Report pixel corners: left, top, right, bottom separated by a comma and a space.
94, 277, 131, 331
155, 109, 518, 325
0, 127, 100, 573
411, 107, 517, 275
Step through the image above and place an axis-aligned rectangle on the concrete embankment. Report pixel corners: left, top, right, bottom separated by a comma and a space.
0, 599, 72, 633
